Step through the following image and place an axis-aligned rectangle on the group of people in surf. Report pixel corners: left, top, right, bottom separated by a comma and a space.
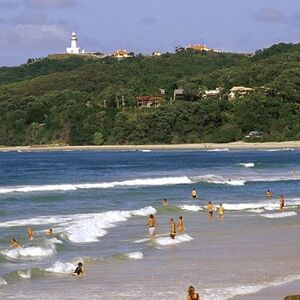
266, 189, 285, 211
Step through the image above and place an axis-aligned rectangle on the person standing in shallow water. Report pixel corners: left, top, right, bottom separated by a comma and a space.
146, 214, 157, 237
218, 203, 224, 220
73, 262, 84, 277
177, 216, 184, 234
207, 201, 214, 221
27, 227, 34, 241
192, 188, 198, 199
266, 189, 272, 198
162, 198, 168, 206
280, 195, 285, 211
187, 286, 200, 300
169, 218, 176, 239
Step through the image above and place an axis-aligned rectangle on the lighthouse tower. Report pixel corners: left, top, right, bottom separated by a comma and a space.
66, 32, 81, 54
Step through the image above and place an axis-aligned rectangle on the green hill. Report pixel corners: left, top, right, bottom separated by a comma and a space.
0, 43, 299, 146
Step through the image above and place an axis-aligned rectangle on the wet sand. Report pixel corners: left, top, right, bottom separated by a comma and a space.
0, 141, 300, 152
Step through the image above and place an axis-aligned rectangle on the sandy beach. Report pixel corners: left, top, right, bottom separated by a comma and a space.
0, 141, 299, 152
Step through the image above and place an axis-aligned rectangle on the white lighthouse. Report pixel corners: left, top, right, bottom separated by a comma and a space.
66, 32, 81, 54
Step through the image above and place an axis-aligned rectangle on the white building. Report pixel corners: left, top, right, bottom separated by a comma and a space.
66, 32, 83, 54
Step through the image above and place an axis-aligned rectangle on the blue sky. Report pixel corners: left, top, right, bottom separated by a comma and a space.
0, 0, 299, 66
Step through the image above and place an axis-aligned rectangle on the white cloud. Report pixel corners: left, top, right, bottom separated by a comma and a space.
25, 0, 76, 9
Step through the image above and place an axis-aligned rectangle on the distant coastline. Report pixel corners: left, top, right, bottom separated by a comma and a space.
0, 141, 299, 152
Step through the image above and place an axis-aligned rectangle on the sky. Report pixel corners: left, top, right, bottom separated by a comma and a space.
0, 0, 299, 66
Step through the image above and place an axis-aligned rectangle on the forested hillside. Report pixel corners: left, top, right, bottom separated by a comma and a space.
0, 43, 299, 146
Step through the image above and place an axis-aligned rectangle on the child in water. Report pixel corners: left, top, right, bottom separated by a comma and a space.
177, 216, 184, 234
73, 262, 84, 277
169, 218, 176, 239
187, 286, 200, 300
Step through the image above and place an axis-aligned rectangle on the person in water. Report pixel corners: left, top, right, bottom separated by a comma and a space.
192, 188, 198, 199
177, 216, 184, 234
280, 195, 285, 211
218, 203, 224, 220
146, 214, 157, 237
73, 262, 84, 277
266, 189, 272, 198
9, 238, 21, 248
187, 286, 200, 300
27, 227, 34, 241
207, 201, 214, 221
46, 228, 53, 236
162, 198, 168, 206
169, 218, 176, 239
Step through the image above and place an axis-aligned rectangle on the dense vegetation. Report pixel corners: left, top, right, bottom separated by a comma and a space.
0, 43, 299, 146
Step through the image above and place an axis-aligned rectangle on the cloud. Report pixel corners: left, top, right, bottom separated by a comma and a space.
12, 11, 48, 25
25, 0, 76, 9
137, 16, 156, 26
255, 7, 286, 23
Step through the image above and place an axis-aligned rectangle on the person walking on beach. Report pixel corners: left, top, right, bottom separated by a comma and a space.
177, 216, 184, 234
280, 195, 285, 211
146, 214, 157, 237
187, 286, 200, 300
27, 227, 34, 241
169, 218, 176, 239
207, 201, 214, 221
266, 189, 272, 198
73, 262, 84, 277
9, 238, 21, 248
218, 203, 224, 220
192, 188, 198, 199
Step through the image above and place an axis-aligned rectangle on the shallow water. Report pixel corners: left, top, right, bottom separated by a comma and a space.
0, 149, 299, 299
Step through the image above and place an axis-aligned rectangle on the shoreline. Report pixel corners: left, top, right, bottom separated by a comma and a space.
0, 141, 299, 152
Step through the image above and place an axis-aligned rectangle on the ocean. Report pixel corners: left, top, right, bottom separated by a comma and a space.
0, 149, 299, 299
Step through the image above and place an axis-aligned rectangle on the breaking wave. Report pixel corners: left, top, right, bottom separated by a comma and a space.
260, 211, 297, 218
155, 234, 193, 246
0, 206, 157, 244
207, 148, 230, 152
45, 259, 82, 274
125, 252, 143, 259
239, 162, 255, 168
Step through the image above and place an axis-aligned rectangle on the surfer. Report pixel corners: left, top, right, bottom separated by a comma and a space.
169, 218, 176, 239
192, 188, 198, 199
280, 195, 285, 211
146, 214, 157, 237
73, 262, 84, 277
207, 201, 214, 220
46, 228, 53, 236
9, 238, 21, 248
177, 216, 184, 234
162, 198, 168, 206
27, 227, 34, 241
187, 286, 200, 300
218, 203, 224, 220
266, 189, 272, 198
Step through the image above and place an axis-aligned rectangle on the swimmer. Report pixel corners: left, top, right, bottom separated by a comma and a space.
291, 170, 297, 178
177, 216, 184, 234
207, 201, 214, 221
46, 228, 53, 236
169, 218, 176, 239
9, 238, 21, 248
162, 198, 168, 206
146, 214, 157, 237
266, 189, 272, 198
187, 286, 200, 300
192, 188, 198, 199
280, 195, 285, 211
73, 262, 84, 277
218, 203, 224, 220
27, 227, 34, 241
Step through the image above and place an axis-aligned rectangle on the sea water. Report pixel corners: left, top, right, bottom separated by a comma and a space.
0, 149, 299, 299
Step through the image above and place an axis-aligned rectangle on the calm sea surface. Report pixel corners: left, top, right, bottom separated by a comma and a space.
0, 149, 299, 299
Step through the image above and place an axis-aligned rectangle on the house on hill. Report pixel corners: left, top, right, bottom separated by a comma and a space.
136, 96, 163, 108
228, 86, 254, 100
203, 88, 221, 99
112, 49, 132, 59
173, 88, 184, 101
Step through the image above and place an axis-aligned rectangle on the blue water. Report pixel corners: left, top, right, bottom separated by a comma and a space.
0, 149, 299, 299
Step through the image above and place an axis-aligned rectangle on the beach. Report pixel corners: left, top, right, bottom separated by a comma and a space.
0, 141, 300, 152
0, 149, 299, 299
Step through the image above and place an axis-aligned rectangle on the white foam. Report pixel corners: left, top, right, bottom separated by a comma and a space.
261, 211, 297, 218
178, 205, 203, 212
0, 277, 7, 285
17, 269, 31, 279
155, 234, 193, 246
133, 238, 150, 244
207, 148, 230, 152
45, 260, 80, 274
0, 246, 55, 260
191, 175, 245, 186
0, 176, 192, 194
267, 148, 294, 152
49, 238, 63, 244
140, 149, 151, 152
239, 162, 255, 168
0, 206, 157, 244
126, 252, 143, 259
